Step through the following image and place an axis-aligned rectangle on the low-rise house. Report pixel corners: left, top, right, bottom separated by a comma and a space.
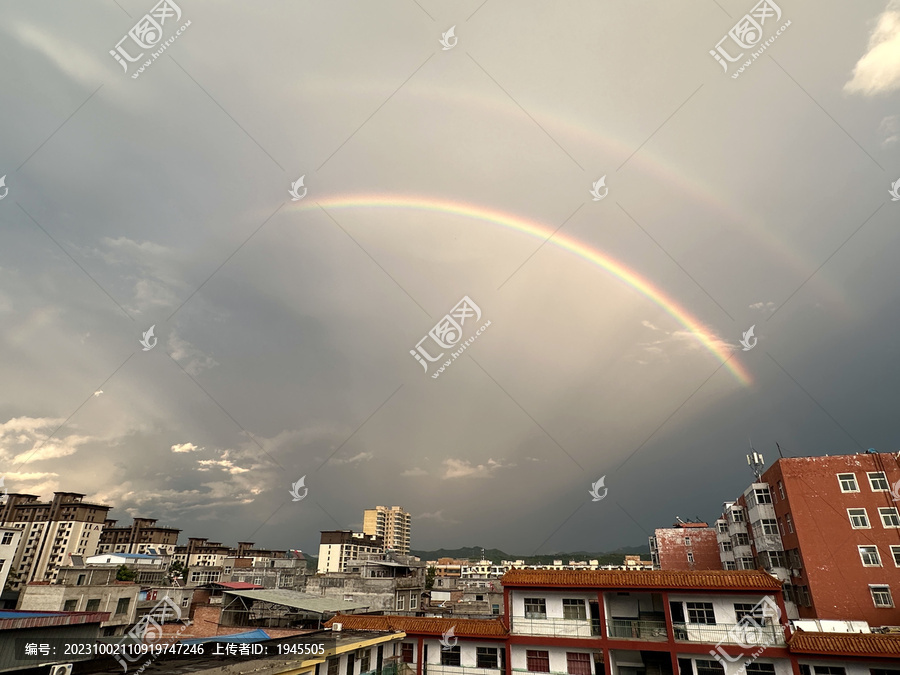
17, 579, 139, 636
307, 555, 426, 612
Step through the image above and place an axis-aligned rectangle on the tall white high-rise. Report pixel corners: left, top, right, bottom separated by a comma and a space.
362, 506, 411, 555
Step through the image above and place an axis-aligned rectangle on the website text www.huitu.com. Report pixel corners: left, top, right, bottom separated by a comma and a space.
132, 21, 192, 80
431, 320, 492, 380
731, 20, 791, 79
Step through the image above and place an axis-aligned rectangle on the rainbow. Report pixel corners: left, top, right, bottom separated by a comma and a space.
289, 194, 752, 385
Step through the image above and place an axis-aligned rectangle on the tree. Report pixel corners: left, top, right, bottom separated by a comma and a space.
425, 566, 436, 590
116, 564, 137, 582
168, 559, 187, 584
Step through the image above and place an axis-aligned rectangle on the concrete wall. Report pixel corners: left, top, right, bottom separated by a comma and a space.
17, 583, 140, 630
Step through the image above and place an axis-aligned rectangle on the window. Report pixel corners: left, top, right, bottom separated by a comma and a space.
695, 660, 725, 675
731, 509, 745, 523
526, 651, 550, 673
400, 644, 414, 664
871, 585, 894, 608
85, 598, 100, 612
562, 598, 587, 620
777, 481, 785, 499
440, 646, 461, 667
566, 653, 592, 675
721, 541, 733, 552
115, 597, 130, 615
754, 488, 773, 504
181, 597, 189, 608
879, 507, 900, 528
687, 552, 694, 563
848, 508, 870, 528
686, 602, 716, 624
524, 598, 547, 619
761, 519, 779, 535
796, 586, 812, 607
76, 574, 86, 586
475, 594, 484, 602
799, 666, 811, 675
785, 514, 794, 534
739, 557, 756, 570
327, 658, 340, 675
684, 537, 691, 546
734, 603, 763, 622
868, 472, 890, 491
745, 665, 776, 675
724, 561, 737, 570
359, 649, 370, 672
891, 545, 900, 567
492, 604, 501, 615
0, 532, 13, 545
735, 533, 750, 546
396, 594, 405, 611
812, 668, 845, 675
63, 599, 77, 611
838, 473, 858, 492
859, 546, 881, 566
476, 647, 498, 669
717, 522, 728, 533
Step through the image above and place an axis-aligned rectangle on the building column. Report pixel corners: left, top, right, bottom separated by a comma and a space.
661, 592, 679, 675
416, 636, 424, 675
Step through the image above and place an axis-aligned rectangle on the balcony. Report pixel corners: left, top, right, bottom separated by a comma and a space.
672, 622, 786, 646
423, 666, 503, 675
606, 619, 667, 641
510, 616, 600, 638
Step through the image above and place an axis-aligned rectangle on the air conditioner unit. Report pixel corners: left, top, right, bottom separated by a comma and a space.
49, 666, 73, 675
332, 622, 343, 632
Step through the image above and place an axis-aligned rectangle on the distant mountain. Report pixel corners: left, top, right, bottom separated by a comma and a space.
409, 544, 650, 565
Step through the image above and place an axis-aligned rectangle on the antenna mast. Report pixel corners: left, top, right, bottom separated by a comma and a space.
747, 439, 765, 481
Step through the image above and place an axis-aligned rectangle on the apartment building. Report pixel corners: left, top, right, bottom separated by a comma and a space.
363, 506, 412, 555
223, 550, 307, 590
0, 526, 22, 591
318, 530, 384, 573
650, 521, 721, 571
328, 568, 900, 675
714, 452, 900, 626
97, 517, 181, 555
0, 492, 111, 589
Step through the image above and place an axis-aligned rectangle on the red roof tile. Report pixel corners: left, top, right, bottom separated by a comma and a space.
501, 569, 782, 591
789, 631, 900, 657
325, 614, 507, 638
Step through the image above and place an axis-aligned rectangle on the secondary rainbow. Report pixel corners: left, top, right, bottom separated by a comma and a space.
291, 193, 752, 386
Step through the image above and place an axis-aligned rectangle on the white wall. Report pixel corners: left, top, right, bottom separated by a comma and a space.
510, 644, 596, 675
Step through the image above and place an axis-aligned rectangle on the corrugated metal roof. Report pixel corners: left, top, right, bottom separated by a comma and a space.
325, 614, 508, 637
212, 582, 264, 589
501, 569, 782, 590
0, 610, 109, 632
789, 631, 900, 656
181, 629, 271, 644
224, 589, 370, 613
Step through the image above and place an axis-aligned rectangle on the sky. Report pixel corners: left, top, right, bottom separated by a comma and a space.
0, 0, 899, 558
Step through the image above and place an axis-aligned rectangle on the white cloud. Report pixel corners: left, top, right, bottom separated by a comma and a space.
844, 0, 900, 95
442, 458, 504, 479
879, 115, 900, 146
171, 442, 203, 453
401, 467, 428, 476
168, 332, 219, 376
415, 510, 458, 524
749, 301, 777, 314
196, 459, 251, 475
331, 451, 373, 465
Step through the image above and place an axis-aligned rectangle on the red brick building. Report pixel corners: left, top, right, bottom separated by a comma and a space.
716, 451, 900, 627
650, 521, 721, 571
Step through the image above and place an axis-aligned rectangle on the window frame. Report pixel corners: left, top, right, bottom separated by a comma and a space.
847, 508, 870, 529
859, 545, 882, 567
476, 647, 498, 669
686, 601, 716, 625
687, 551, 694, 563
400, 643, 414, 664
868, 472, 890, 491
524, 598, 547, 620
562, 598, 587, 621
890, 545, 900, 567
565, 652, 592, 675
785, 514, 794, 534
878, 507, 900, 528
870, 585, 894, 608
754, 488, 773, 504
721, 541, 733, 552
837, 473, 858, 493
525, 650, 550, 673
761, 519, 779, 535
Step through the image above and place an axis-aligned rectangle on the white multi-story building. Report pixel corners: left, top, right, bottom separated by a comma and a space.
0, 492, 110, 589
363, 506, 412, 555
317, 530, 384, 573
0, 526, 22, 590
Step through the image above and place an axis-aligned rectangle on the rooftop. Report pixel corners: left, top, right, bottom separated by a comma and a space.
789, 630, 900, 657
0, 610, 109, 632
325, 614, 508, 637
224, 589, 371, 613
501, 568, 783, 591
